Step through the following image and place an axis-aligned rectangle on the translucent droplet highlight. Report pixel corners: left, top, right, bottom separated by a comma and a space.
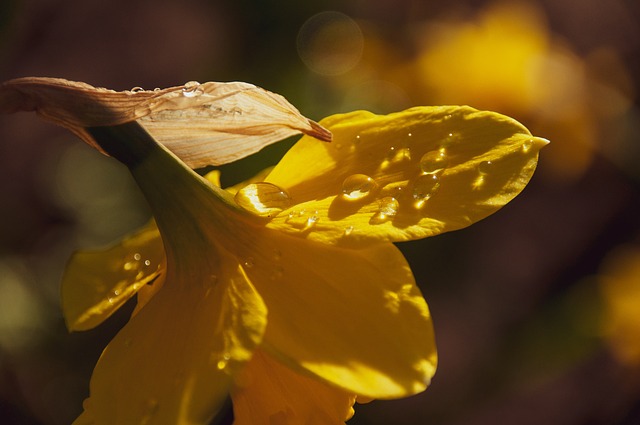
412, 174, 440, 208
235, 182, 291, 217
182, 81, 203, 98
420, 150, 449, 175
478, 160, 494, 175
341, 174, 377, 201
371, 197, 399, 224
304, 213, 319, 229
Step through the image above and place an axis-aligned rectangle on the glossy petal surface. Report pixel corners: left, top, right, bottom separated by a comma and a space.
264, 106, 548, 245
75, 252, 266, 425
235, 228, 436, 398
61, 221, 164, 331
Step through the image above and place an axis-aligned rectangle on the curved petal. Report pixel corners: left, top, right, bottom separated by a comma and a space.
264, 106, 548, 245
231, 349, 356, 425
1, 77, 330, 168
236, 228, 437, 399
74, 253, 267, 425
61, 221, 164, 331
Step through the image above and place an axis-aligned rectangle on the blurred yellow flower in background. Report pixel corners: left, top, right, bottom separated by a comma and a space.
312, 1, 634, 183
599, 245, 640, 368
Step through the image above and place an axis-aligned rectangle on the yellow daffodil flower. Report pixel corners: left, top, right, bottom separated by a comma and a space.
1, 77, 547, 424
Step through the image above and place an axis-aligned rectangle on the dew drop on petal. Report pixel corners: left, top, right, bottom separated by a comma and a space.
478, 160, 494, 175
412, 174, 440, 209
420, 150, 449, 175
341, 174, 378, 201
182, 81, 203, 98
133, 253, 142, 261
243, 257, 255, 268
216, 352, 231, 371
235, 182, 292, 217
441, 132, 458, 150
522, 138, 534, 153
144, 259, 151, 267
344, 225, 354, 236
304, 213, 319, 229
371, 197, 399, 224
130, 86, 145, 93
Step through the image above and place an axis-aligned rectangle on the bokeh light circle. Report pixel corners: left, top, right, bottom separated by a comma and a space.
297, 11, 364, 76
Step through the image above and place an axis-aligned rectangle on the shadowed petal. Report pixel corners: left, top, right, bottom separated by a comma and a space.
232, 349, 356, 425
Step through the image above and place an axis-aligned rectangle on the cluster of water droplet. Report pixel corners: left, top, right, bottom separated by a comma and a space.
107, 252, 157, 305
232, 125, 538, 234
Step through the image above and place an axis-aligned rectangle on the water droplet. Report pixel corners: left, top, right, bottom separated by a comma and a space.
344, 225, 354, 236
133, 253, 142, 261
130, 86, 144, 93
243, 257, 255, 268
144, 259, 151, 266
216, 353, 231, 370
304, 213, 319, 229
113, 289, 121, 296
341, 174, 378, 201
182, 81, 203, 98
412, 174, 440, 208
420, 150, 449, 175
478, 160, 494, 175
441, 132, 458, 150
371, 197, 399, 224
234, 182, 292, 217
522, 138, 534, 153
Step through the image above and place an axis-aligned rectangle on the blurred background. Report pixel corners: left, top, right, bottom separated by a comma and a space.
1, 0, 639, 424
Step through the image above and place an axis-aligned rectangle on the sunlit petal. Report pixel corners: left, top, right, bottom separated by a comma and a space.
264, 107, 547, 245
61, 221, 164, 331
234, 229, 436, 398
75, 252, 266, 425
232, 349, 356, 425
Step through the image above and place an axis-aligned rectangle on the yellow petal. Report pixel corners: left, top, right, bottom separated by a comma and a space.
235, 230, 436, 399
264, 106, 548, 245
75, 252, 267, 425
61, 221, 164, 331
232, 349, 356, 425
0, 77, 331, 168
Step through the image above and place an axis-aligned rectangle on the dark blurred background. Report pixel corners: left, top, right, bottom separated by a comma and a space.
1, 0, 639, 424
